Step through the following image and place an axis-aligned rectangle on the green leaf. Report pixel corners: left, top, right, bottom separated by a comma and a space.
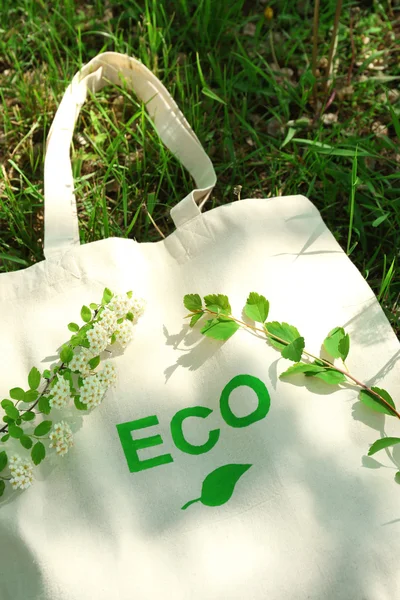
69, 335, 80, 348
4, 403, 19, 420
9, 387, 25, 401
8, 425, 24, 439
0, 480, 5, 496
74, 396, 88, 411
38, 396, 51, 415
190, 312, 204, 327
204, 294, 231, 315
244, 292, 269, 323
314, 358, 327, 367
338, 334, 350, 361
183, 294, 202, 312
265, 322, 302, 351
359, 387, 396, 416
20, 435, 33, 449
31, 442, 46, 466
110, 333, 117, 344
21, 411, 35, 422
34, 420, 52, 437
368, 437, 400, 456
88, 356, 100, 369
126, 291, 133, 298
42, 369, 51, 379
313, 370, 347, 385
126, 312, 134, 321
280, 362, 332, 378
200, 317, 240, 341
0, 451, 7, 471
1, 399, 13, 409
60, 345, 73, 363
78, 376, 84, 387
102, 288, 113, 305
89, 303, 98, 310
28, 367, 41, 390
68, 322, 80, 332
24, 390, 39, 403
2, 416, 14, 425
181, 463, 252, 510
323, 327, 346, 359
81, 305, 92, 323
62, 370, 72, 382
16, 418, 22, 425
281, 337, 305, 362
1, 434, 10, 443
395, 472, 400, 485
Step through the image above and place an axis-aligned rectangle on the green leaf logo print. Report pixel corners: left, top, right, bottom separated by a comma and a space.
181, 463, 252, 510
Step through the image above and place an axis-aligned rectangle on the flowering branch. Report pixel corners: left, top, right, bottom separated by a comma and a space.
0, 288, 145, 497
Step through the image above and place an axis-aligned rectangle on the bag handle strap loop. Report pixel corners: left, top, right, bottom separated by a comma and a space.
44, 52, 216, 259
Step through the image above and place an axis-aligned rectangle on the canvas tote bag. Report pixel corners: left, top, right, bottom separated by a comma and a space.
1, 51, 400, 600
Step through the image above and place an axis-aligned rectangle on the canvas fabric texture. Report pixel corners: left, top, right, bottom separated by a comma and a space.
0, 52, 399, 600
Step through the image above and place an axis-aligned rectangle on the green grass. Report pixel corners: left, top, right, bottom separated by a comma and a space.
0, 0, 399, 335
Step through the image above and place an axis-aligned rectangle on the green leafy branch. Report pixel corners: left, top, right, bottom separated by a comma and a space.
0, 288, 144, 497
183, 292, 400, 479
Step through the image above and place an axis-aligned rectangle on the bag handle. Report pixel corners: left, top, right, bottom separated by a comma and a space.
44, 52, 217, 260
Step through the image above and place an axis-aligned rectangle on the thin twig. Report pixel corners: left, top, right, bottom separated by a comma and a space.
346, 10, 356, 85
10, 121, 40, 160
312, 0, 320, 106
269, 28, 279, 69
142, 203, 165, 239
323, 0, 343, 95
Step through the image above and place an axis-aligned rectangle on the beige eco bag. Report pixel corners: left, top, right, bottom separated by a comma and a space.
1, 52, 399, 600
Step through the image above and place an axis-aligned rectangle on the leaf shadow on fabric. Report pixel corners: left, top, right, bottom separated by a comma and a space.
163, 324, 227, 382
272, 220, 342, 260
343, 297, 398, 350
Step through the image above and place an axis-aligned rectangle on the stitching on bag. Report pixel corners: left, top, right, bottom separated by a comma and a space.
176, 215, 215, 259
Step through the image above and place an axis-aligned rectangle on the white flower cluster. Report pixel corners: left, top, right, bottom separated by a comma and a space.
130, 296, 146, 322
69, 347, 94, 377
49, 421, 74, 457
9, 454, 34, 490
80, 375, 107, 410
108, 294, 132, 319
98, 362, 117, 388
98, 308, 118, 335
49, 374, 73, 409
86, 322, 109, 355
108, 294, 146, 322
115, 320, 134, 348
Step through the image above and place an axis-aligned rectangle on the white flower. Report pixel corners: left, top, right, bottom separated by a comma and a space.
49, 421, 74, 457
114, 320, 134, 348
130, 297, 146, 321
9, 454, 34, 490
49, 375, 73, 409
109, 294, 146, 322
98, 362, 117, 388
108, 294, 132, 319
80, 374, 107, 409
86, 322, 109, 355
98, 308, 118, 335
69, 347, 95, 377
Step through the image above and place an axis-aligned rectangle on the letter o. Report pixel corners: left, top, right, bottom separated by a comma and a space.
220, 374, 270, 428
